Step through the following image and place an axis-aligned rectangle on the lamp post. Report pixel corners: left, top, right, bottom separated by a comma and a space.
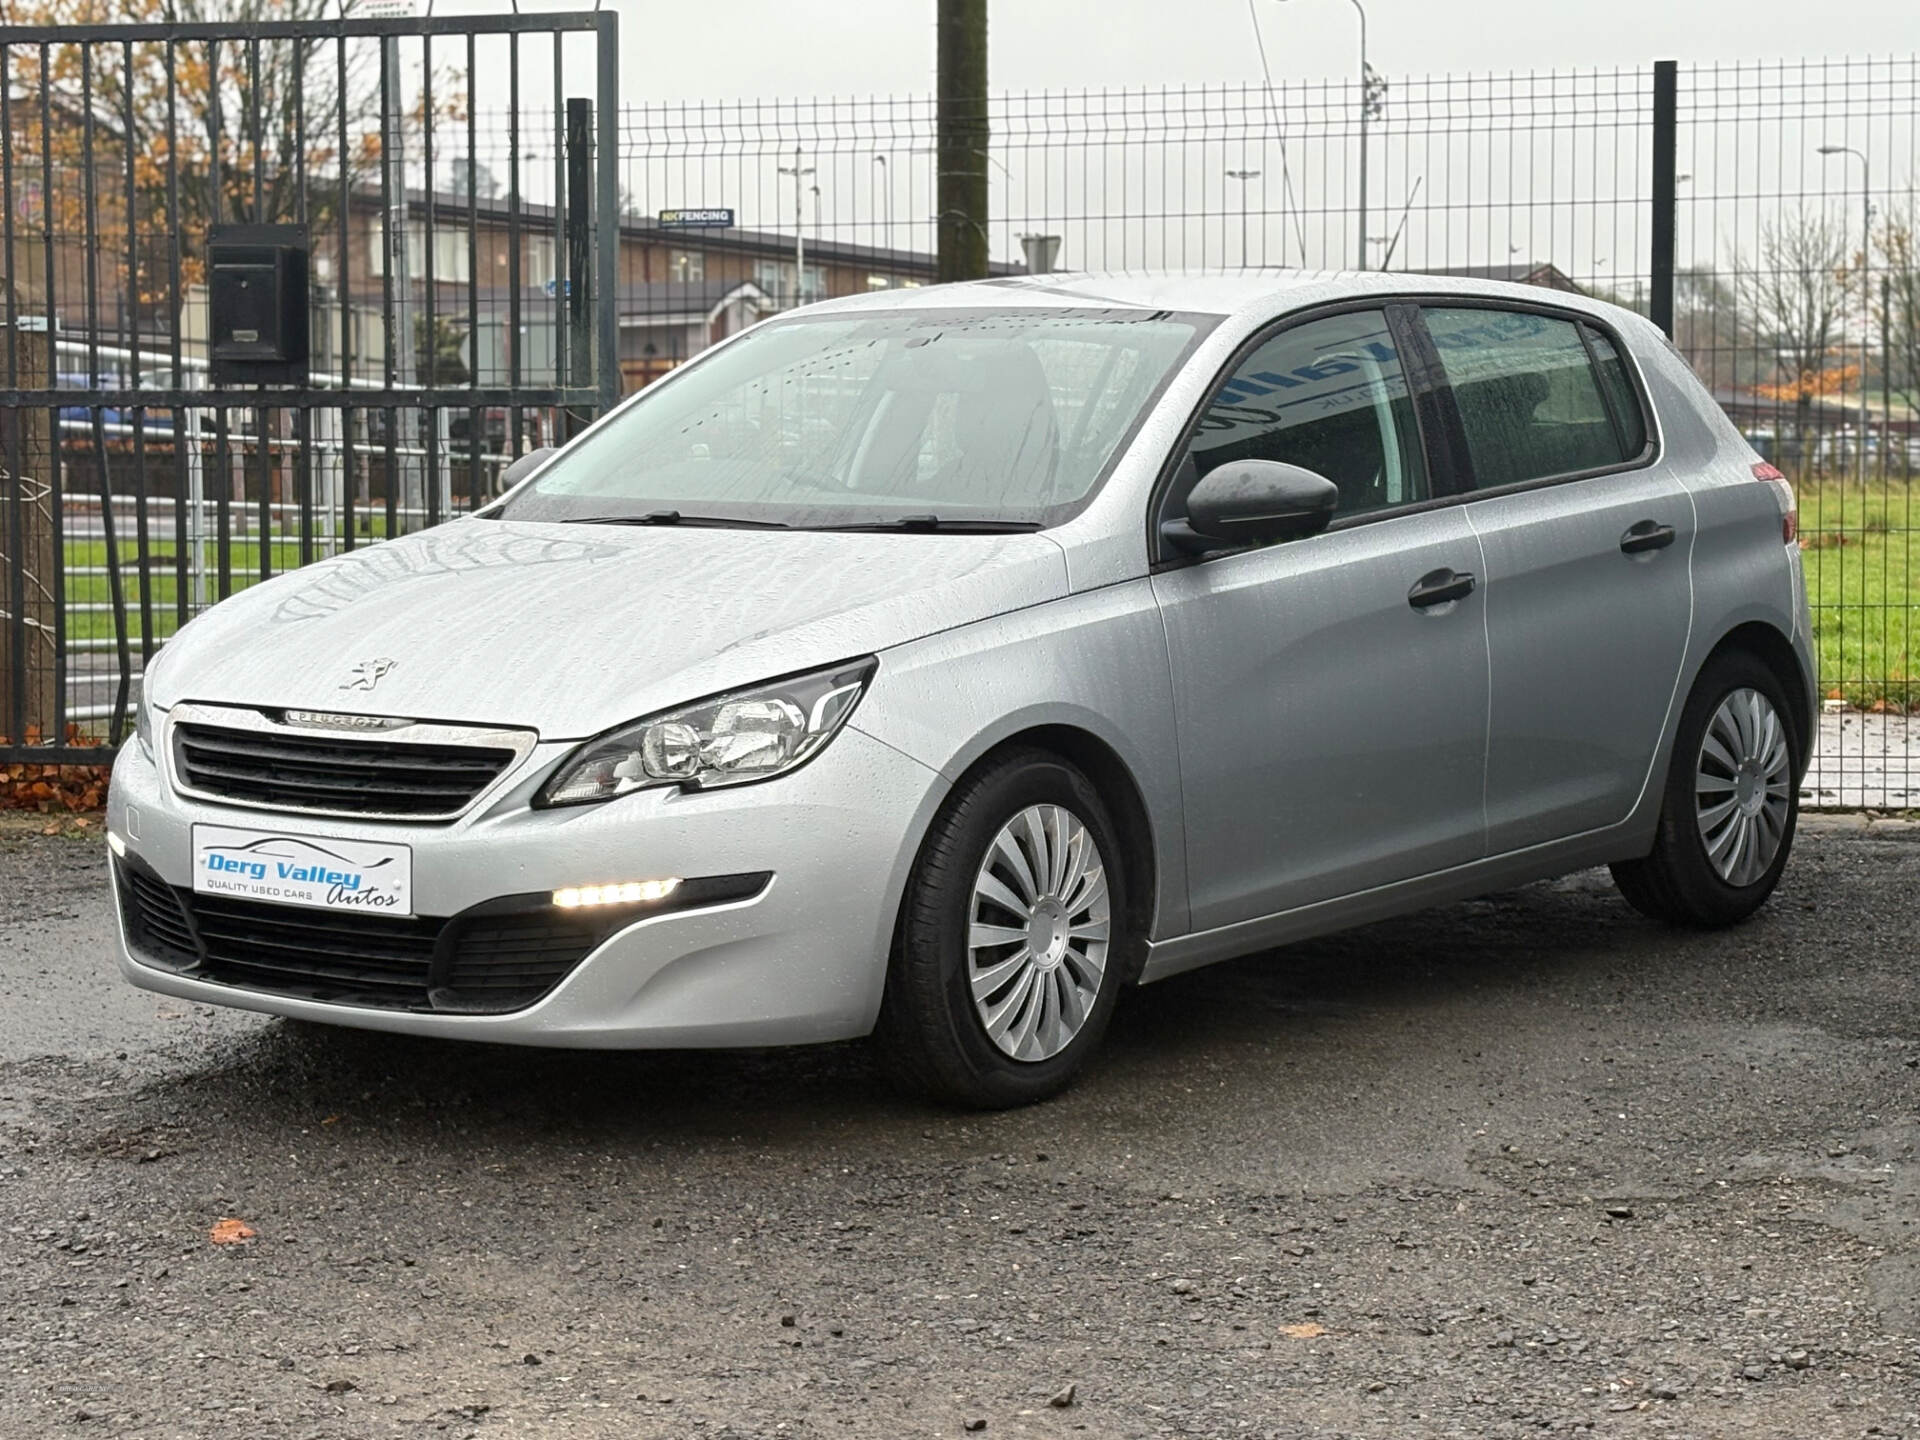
1818, 143, 1871, 488
811, 183, 823, 298
873, 154, 893, 260
1225, 168, 1261, 267
1279, 0, 1376, 270
778, 146, 815, 308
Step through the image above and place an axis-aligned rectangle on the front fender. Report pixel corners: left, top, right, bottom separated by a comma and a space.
852, 579, 1188, 939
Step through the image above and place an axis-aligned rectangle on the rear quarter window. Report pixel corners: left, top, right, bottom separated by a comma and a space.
1582, 325, 1649, 456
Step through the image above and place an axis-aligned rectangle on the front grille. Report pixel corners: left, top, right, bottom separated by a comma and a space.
192, 893, 445, 1006
172, 720, 519, 818
115, 859, 771, 1015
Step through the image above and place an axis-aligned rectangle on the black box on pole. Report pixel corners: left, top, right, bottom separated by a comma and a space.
208, 223, 310, 385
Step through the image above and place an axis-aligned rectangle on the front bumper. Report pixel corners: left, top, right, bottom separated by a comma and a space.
106, 724, 944, 1047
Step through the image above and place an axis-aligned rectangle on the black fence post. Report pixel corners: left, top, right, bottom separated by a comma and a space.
595, 8, 621, 420
1650, 59, 1678, 337
565, 96, 592, 439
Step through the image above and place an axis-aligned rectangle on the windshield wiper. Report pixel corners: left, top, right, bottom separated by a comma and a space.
813, 515, 1044, 534
559, 510, 790, 530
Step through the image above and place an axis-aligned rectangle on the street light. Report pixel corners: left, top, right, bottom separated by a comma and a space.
811, 183, 824, 290
778, 146, 816, 308
1818, 143, 1872, 487
1225, 168, 1261, 267
1278, 0, 1380, 270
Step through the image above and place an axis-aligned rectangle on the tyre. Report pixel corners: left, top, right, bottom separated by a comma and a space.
1610, 649, 1800, 927
875, 749, 1132, 1108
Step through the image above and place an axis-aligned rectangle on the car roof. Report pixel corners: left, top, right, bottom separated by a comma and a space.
804, 269, 1638, 329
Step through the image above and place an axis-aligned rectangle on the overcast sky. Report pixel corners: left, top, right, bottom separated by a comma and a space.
428, 0, 1918, 102
588, 0, 1916, 101
419, 0, 1915, 278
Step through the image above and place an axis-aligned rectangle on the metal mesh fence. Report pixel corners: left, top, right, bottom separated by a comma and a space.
605, 62, 1916, 811
1671, 59, 1918, 808
3, 37, 1916, 809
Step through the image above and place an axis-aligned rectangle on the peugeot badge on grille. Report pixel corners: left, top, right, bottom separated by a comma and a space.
340, 657, 396, 692
283, 709, 412, 732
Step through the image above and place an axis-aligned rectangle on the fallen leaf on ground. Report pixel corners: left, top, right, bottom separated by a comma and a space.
209, 1218, 256, 1245
1280, 1322, 1328, 1339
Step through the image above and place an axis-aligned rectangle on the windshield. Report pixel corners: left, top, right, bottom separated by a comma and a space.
494, 306, 1208, 528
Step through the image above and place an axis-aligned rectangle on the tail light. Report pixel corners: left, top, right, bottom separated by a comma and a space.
1753, 461, 1796, 544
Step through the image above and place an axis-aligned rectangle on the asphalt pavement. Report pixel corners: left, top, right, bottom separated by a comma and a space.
3, 816, 1918, 1438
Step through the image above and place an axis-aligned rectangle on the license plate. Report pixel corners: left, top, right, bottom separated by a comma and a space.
191, 824, 414, 917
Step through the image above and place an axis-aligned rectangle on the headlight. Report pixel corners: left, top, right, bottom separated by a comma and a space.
537, 658, 877, 807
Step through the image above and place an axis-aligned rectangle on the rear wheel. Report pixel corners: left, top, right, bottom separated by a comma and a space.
876, 749, 1130, 1108
1611, 650, 1799, 927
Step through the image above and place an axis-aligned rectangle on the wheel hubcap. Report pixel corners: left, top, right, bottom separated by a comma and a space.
1695, 687, 1792, 887
968, 803, 1111, 1062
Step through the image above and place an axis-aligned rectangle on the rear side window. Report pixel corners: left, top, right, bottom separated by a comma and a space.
1423, 307, 1646, 490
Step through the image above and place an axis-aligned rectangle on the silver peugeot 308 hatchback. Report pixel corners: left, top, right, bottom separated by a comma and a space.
110, 272, 1813, 1107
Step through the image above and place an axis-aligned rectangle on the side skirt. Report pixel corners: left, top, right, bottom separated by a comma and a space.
1139, 822, 1651, 984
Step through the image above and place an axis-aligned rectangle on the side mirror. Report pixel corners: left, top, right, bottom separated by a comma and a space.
501, 446, 557, 489
1165, 459, 1340, 553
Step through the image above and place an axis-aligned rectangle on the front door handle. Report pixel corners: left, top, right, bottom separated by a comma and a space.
1620, 519, 1677, 555
1408, 567, 1477, 610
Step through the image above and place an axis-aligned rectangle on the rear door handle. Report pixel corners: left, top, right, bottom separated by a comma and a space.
1408, 567, 1477, 610
1620, 519, 1677, 555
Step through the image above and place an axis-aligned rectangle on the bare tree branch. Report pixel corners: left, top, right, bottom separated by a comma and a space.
1736, 212, 1854, 463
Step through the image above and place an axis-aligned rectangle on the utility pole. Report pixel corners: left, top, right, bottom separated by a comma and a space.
937, 0, 990, 283
778, 147, 814, 307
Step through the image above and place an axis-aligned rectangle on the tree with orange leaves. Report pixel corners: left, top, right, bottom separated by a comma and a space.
1736, 212, 1857, 466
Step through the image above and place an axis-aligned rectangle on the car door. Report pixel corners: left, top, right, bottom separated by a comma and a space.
1150, 306, 1491, 932
1418, 304, 1692, 853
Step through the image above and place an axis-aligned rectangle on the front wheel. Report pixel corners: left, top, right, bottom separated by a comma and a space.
1611, 649, 1800, 927
875, 750, 1131, 1108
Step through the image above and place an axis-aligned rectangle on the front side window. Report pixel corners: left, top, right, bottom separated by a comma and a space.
494, 307, 1207, 529
1178, 308, 1428, 521
1424, 307, 1645, 489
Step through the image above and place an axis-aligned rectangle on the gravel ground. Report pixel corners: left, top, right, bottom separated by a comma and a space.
3, 815, 1919, 1439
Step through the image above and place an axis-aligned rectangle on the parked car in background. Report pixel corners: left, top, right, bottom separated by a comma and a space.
109, 272, 1813, 1107
56, 366, 178, 435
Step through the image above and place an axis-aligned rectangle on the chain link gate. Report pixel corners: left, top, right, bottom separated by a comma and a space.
0, 8, 618, 763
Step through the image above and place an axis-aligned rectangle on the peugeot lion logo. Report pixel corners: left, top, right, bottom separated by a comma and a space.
339, 657, 396, 692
